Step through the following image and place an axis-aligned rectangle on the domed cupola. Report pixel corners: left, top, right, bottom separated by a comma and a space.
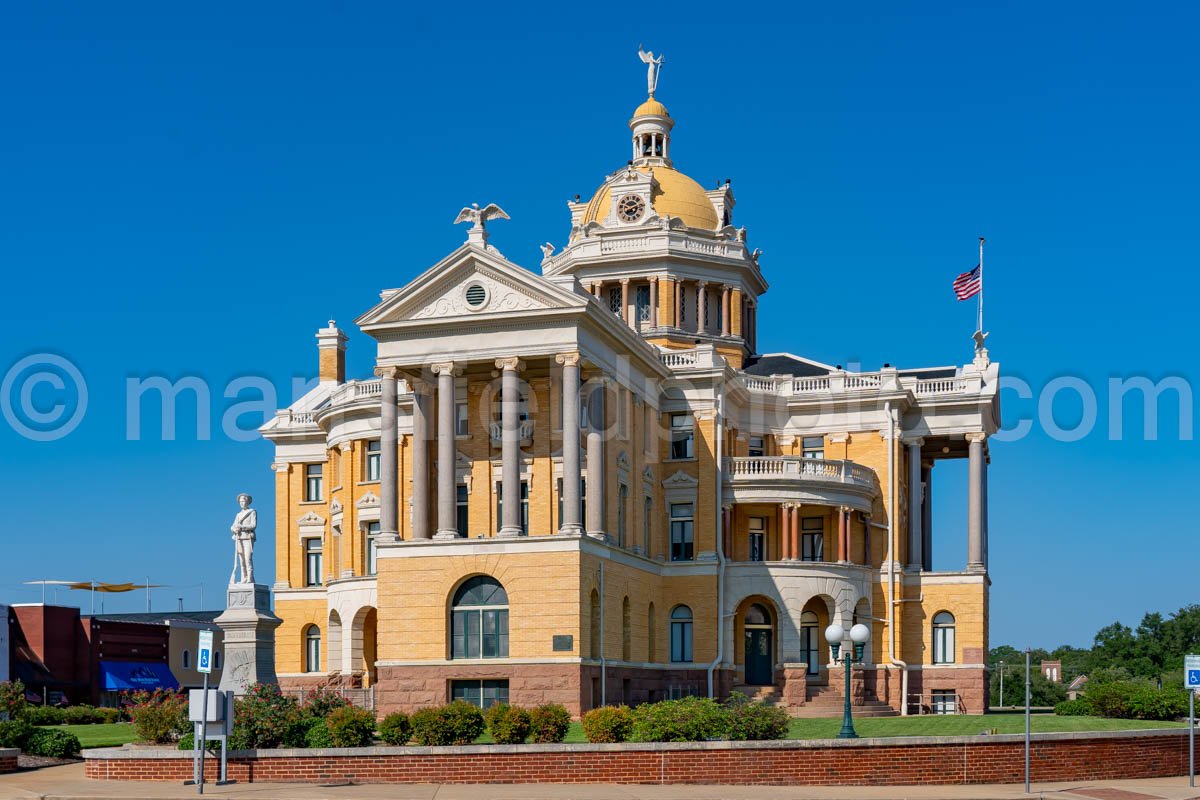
631, 95, 673, 167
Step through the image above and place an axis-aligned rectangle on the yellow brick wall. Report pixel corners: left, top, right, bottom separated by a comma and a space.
276, 597, 328, 674
899, 582, 987, 666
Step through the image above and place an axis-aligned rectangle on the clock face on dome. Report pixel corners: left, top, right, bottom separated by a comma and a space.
616, 193, 646, 223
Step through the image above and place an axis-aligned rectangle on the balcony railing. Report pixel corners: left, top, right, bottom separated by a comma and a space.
489, 419, 535, 444
327, 378, 386, 408
724, 456, 875, 488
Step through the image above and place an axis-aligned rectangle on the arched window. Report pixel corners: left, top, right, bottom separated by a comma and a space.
182, 650, 190, 670
621, 597, 631, 662
304, 625, 321, 673
670, 605, 693, 663
589, 589, 601, 659
800, 610, 820, 676
451, 576, 509, 659
932, 611, 955, 664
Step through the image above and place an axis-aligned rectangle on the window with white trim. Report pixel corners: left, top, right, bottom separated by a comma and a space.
932, 611, 956, 664
801, 517, 824, 562
304, 537, 323, 586
670, 503, 694, 562
451, 576, 509, 659
305, 463, 323, 501
802, 436, 825, 460
365, 441, 381, 482
670, 605, 693, 662
304, 625, 321, 673
366, 521, 380, 575
670, 413, 694, 460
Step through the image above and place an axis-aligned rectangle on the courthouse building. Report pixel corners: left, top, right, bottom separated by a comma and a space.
262, 61, 1000, 716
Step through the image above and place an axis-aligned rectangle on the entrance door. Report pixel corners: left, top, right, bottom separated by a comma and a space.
800, 611, 820, 676
743, 603, 774, 686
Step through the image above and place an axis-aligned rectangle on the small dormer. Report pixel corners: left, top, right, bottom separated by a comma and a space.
706, 181, 736, 229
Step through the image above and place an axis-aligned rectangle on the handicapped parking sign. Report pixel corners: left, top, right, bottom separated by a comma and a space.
197, 629, 214, 675
1186, 655, 1200, 688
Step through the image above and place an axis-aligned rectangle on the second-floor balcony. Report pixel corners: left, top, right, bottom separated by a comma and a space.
723, 456, 878, 510
489, 419, 535, 446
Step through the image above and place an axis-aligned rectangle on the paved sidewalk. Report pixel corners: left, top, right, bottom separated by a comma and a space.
0, 764, 1197, 800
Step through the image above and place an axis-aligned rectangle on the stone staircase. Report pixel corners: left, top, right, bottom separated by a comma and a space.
730, 684, 783, 705
790, 684, 899, 718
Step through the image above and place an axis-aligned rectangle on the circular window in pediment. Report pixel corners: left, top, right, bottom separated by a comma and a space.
464, 283, 488, 309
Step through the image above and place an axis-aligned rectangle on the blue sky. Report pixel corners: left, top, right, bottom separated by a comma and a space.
1, 2, 1196, 647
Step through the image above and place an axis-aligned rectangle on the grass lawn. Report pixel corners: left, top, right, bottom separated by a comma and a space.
56, 722, 139, 748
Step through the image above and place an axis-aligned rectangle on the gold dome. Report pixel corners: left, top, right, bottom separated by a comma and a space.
633, 97, 671, 118
581, 166, 719, 231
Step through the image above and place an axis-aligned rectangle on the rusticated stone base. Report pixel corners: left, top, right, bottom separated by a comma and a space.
0, 748, 17, 775
374, 664, 733, 717
907, 667, 989, 715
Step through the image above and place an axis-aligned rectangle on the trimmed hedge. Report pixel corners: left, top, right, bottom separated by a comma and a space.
25, 728, 82, 758
723, 695, 791, 740
411, 701, 485, 746
629, 696, 728, 742
1084, 681, 1189, 721
484, 703, 531, 744
1054, 698, 1094, 716
377, 712, 412, 745
528, 703, 571, 744
325, 705, 376, 747
0, 719, 34, 750
581, 705, 633, 743
21, 706, 66, 726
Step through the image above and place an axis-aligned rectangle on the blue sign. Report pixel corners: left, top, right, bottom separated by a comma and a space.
197, 630, 214, 675
1185, 655, 1200, 688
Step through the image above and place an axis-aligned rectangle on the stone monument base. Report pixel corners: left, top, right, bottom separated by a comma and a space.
215, 583, 282, 695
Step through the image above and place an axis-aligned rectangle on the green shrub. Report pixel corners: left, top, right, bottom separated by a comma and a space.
232, 683, 299, 749
1054, 698, 1094, 716
22, 705, 65, 726
304, 721, 334, 749
527, 703, 571, 743
63, 705, 99, 725
630, 696, 728, 742
177, 732, 220, 753
0, 719, 34, 750
581, 705, 633, 743
410, 701, 485, 746
282, 716, 324, 748
325, 705, 376, 747
723, 695, 789, 740
377, 712, 412, 745
127, 689, 188, 744
25, 728, 81, 758
0, 681, 27, 722
1127, 685, 1189, 720
484, 703, 530, 744
300, 687, 350, 719
95, 707, 122, 724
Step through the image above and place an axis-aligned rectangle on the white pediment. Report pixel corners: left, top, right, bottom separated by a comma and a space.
661, 470, 699, 490
329, 499, 343, 515
357, 245, 587, 327
297, 511, 326, 527
356, 491, 380, 509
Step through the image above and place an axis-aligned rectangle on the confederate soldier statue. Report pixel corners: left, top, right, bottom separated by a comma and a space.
230, 493, 257, 584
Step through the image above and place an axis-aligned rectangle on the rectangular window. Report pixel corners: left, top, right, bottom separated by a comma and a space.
455, 401, 469, 436
496, 481, 529, 535
801, 517, 824, 562
802, 436, 825, 460
456, 483, 469, 537
748, 516, 766, 562
365, 441, 381, 482
748, 436, 764, 457
670, 413, 694, 460
366, 521, 380, 576
608, 286, 622, 315
451, 609, 509, 659
636, 285, 651, 323
670, 619, 693, 663
678, 285, 687, 327
451, 679, 510, 710
931, 689, 957, 715
305, 463, 323, 502
670, 503, 694, 562
304, 537, 323, 586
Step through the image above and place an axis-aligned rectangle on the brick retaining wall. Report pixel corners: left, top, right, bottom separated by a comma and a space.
83, 728, 1190, 786
0, 748, 17, 775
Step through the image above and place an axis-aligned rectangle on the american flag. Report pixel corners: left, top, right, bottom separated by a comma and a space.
953, 264, 982, 300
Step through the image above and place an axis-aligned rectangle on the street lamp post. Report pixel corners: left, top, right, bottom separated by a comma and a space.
825, 622, 872, 740
999, 660, 1005, 709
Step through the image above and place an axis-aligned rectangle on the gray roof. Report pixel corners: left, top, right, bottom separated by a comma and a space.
87, 611, 222, 625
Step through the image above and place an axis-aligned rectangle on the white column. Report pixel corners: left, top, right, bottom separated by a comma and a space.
557, 353, 583, 534
620, 278, 632, 327
497, 358, 525, 537
433, 362, 460, 539
721, 285, 731, 336
410, 378, 431, 539
967, 433, 986, 571
375, 366, 399, 541
907, 438, 924, 570
648, 278, 658, 329
922, 461, 933, 571
696, 281, 707, 334
585, 378, 605, 539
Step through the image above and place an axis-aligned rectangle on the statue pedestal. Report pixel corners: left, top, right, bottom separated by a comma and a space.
215, 583, 281, 696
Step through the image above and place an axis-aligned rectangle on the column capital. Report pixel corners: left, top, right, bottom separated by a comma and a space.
619, 277, 630, 286
555, 351, 582, 367
903, 436, 925, 447
965, 432, 988, 444
495, 357, 526, 372
696, 279, 708, 288
430, 361, 463, 377
373, 365, 402, 380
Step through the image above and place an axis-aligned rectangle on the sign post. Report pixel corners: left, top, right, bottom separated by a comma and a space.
1186, 655, 1199, 788
196, 629, 213, 795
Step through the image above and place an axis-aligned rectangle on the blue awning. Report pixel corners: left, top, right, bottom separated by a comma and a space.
99, 661, 179, 691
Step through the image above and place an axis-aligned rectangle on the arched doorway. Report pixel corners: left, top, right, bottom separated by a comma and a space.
799, 610, 820, 676
743, 603, 774, 685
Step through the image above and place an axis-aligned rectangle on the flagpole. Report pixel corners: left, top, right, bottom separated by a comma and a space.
978, 236, 985, 333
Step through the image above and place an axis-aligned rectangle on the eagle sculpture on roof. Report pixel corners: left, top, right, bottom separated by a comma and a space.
454, 203, 510, 231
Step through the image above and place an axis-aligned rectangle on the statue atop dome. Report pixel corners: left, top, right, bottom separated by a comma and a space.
638, 46, 664, 97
